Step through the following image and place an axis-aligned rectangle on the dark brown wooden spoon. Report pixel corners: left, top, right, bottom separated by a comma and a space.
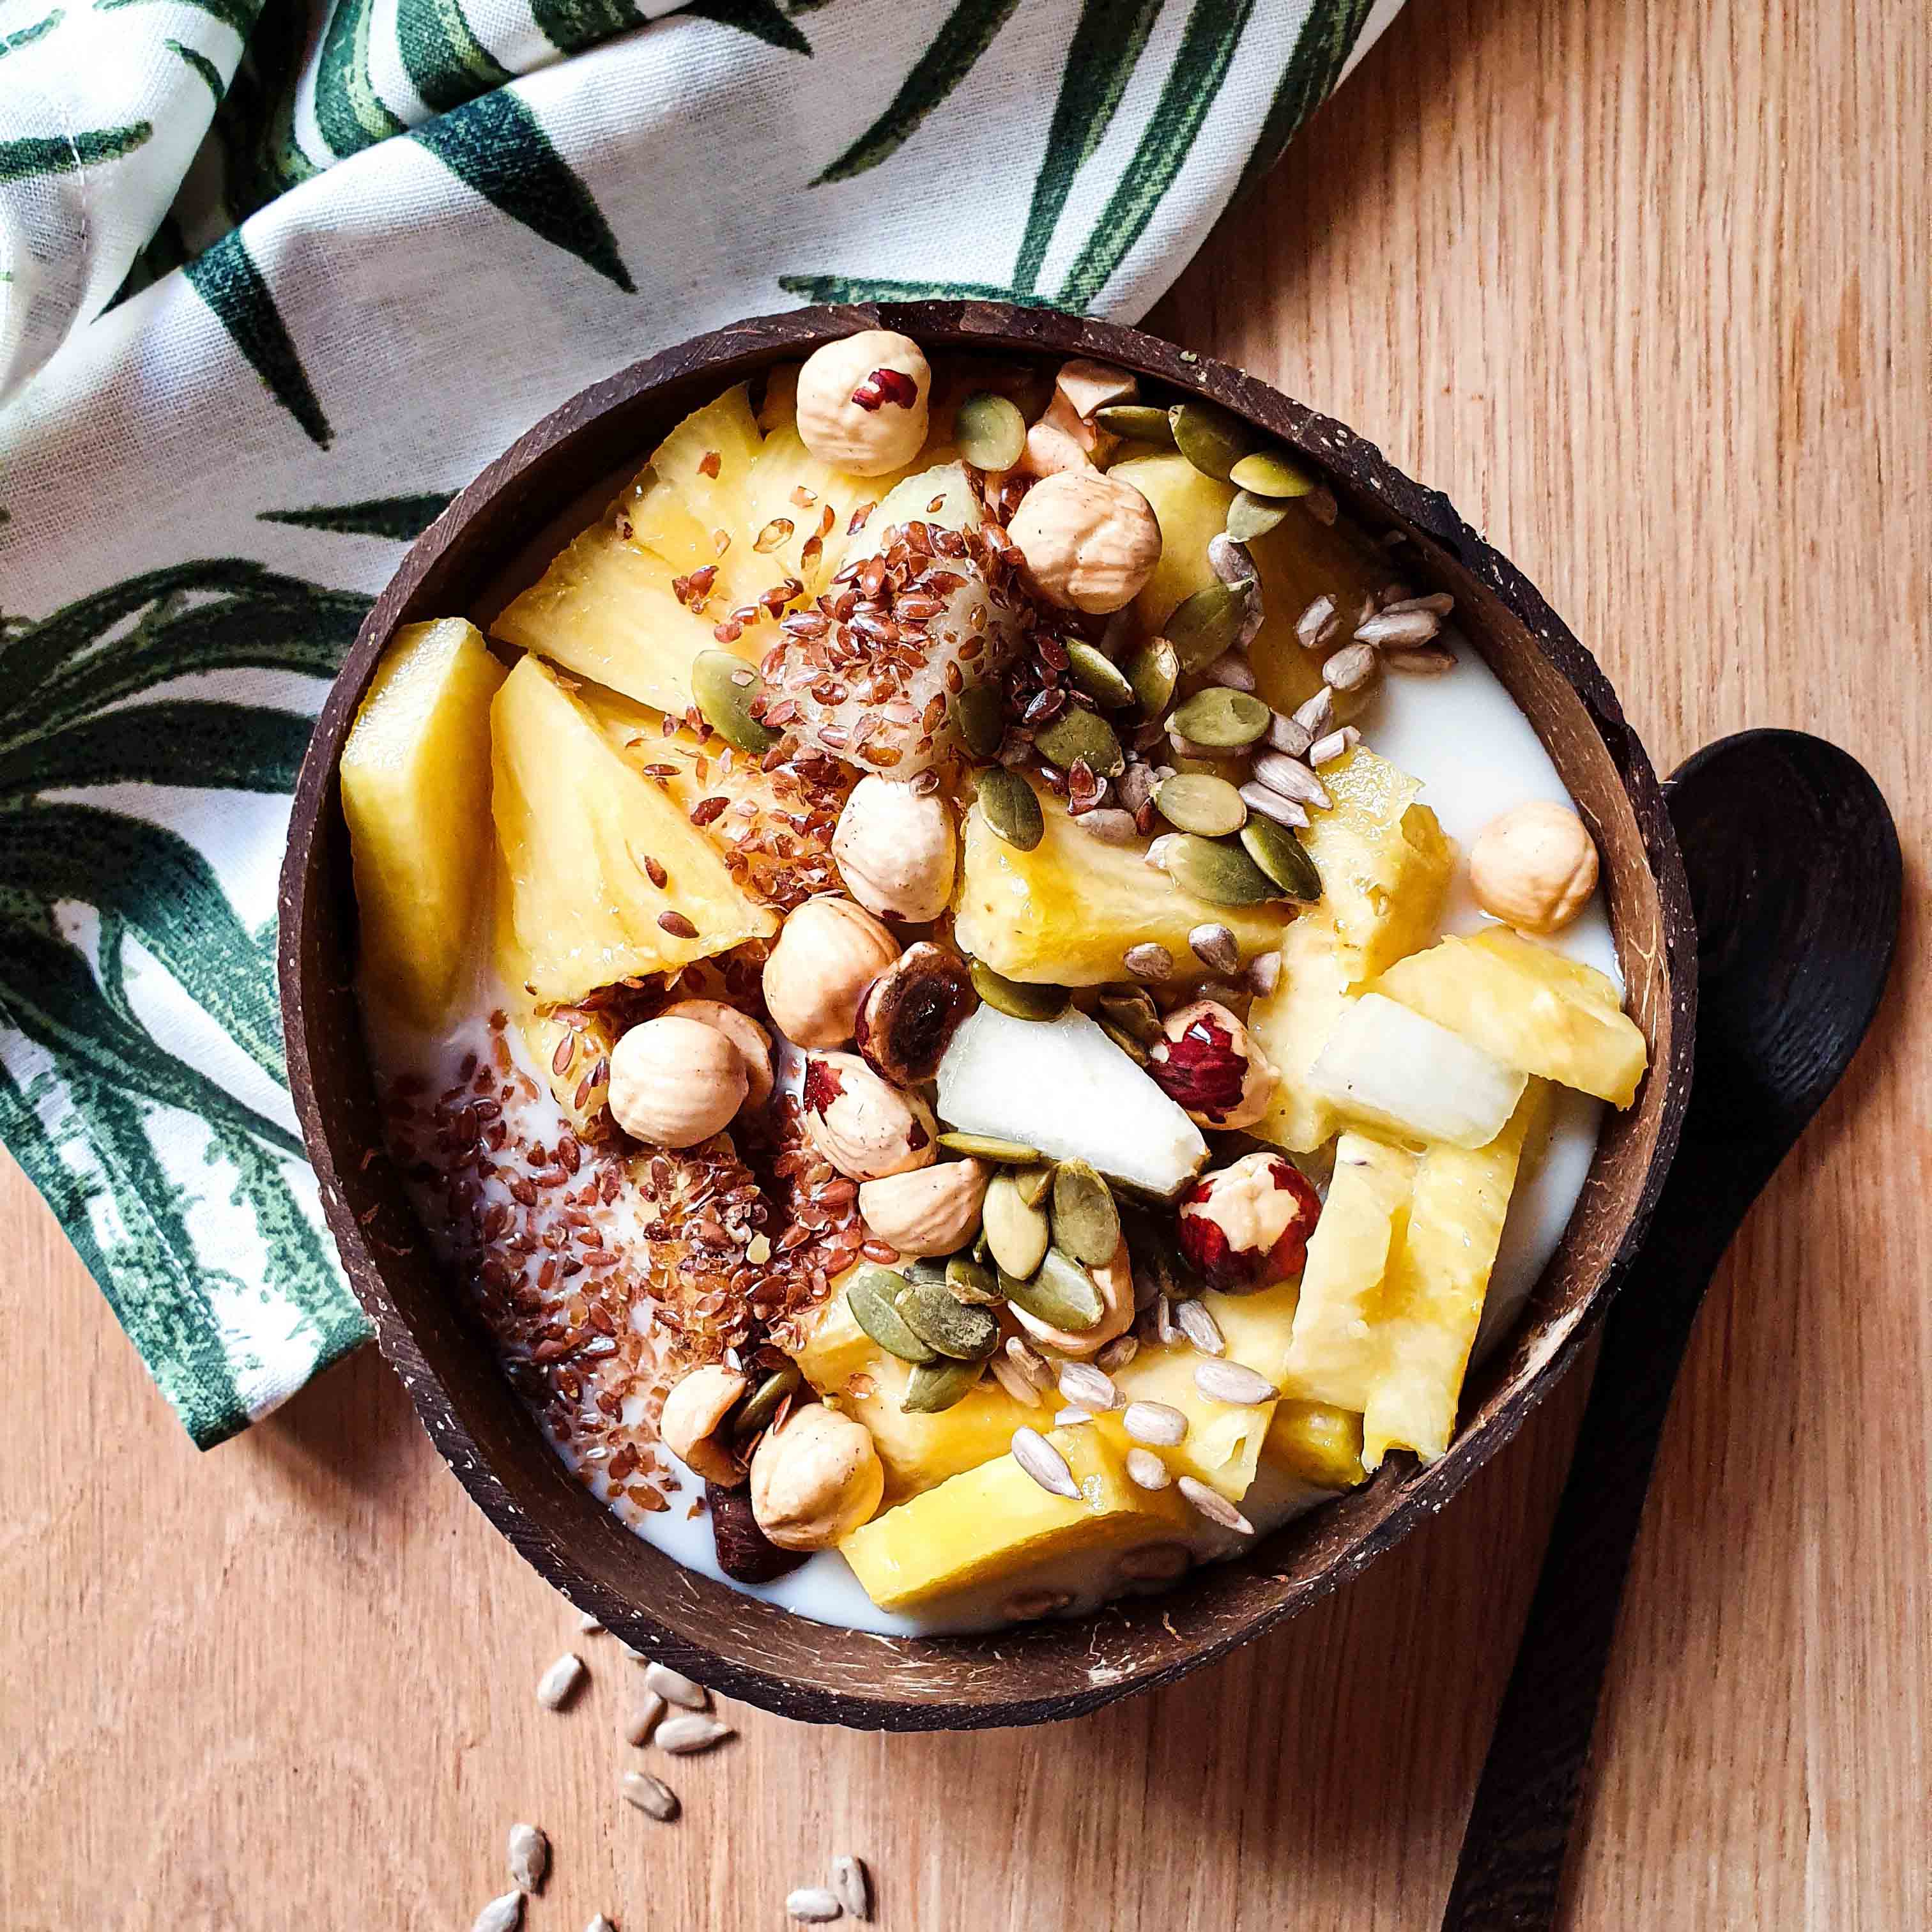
1442, 730, 1901, 1931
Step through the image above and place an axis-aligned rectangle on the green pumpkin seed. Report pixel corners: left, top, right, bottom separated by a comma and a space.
969, 960, 1070, 1022
1093, 404, 1176, 445
937, 1130, 1043, 1163
954, 391, 1026, 471
1050, 1160, 1121, 1266
1165, 582, 1250, 672
953, 682, 1005, 761
1169, 687, 1271, 748
1123, 634, 1179, 716
1096, 986, 1163, 1045
903, 1257, 949, 1285
1011, 1162, 1055, 1209
944, 1257, 1002, 1305
847, 1266, 936, 1364
1226, 490, 1289, 542
894, 1280, 1000, 1361
1001, 1250, 1104, 1333
1240, 815, 1323, 901
1154, 772, 1248, 836
1172, 401, 1261, 482
729, 1361, 802, 1443
976, 768, 1045, 850
903, 1358, 985, 1413
1228, 448, 1316, 498
1033, 707, 1125, 779
983, 1172, 1050, 1278
1064, 640, 1137, 710
1154, 832, 1284, 906
691, 649, 779, 755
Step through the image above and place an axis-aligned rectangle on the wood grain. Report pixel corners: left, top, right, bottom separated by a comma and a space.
3, 0, 1926, 1923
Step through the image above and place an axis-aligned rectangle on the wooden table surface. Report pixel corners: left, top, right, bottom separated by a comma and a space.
5, 3, 1926, 1926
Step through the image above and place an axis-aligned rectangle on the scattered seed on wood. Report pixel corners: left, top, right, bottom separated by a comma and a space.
536, 1653, 585, 1710
1174, 1299, 1225, 1356
1123, 1399, 1189, 1446
1195, 1359, 1276, 1406
471, 1894, 524, 1932
622, 1692, 666, 1746
1011, 1427, 1079, 1499
643, 1661, 709, 1710
786, 1887, 844, 1923
1126, 1447, 1174, 1491
576, 1611, 604, 1634
507, 1823, 549, 1894
831, 1853, 873, 1920
656, 1713, 734, 1755
620, 1770, 680, 1821
1179, 1475, 1255, 1534
585, 1917, 618, 1932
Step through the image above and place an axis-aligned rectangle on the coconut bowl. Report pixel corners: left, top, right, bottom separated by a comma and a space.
278, 303, 1695, 1730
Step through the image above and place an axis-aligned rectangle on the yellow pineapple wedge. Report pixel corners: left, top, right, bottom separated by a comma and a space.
953, 778, 1290, 985
1374, 927, 1648, 1107
839, 1426, 1188, 1613
491, 656, 775, 1004
1094, 1340, 1276, 1500
341, 618, 506, 1026
1262, 1400, 1368, 1491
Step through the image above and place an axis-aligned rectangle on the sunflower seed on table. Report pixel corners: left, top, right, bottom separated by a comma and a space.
656, 1713, 735, 1755
472, 1892, 525, 1932
1125, 1447, 1174, 1491
1202, 648, 1257, 691
1251, 750, 1331, 809
786, 1887, 844, 1924
1179, 1475, 1255, 1535
1195, 1359, 1276, 1406
1308, 726, 1358, 767
1188, 923, 1241, 974
1296, 594, 1341, 650
1354, 606, 1443, 648
1386, 643, 1457, 676
1057, 1360, 1123, 1412
620, 1770, 680, 1821
535, 1653, 585, 1710
586, 1917, 618, 1932
507, 1823, 549, 1894
1123, 1399, 1189, 1446
622, 1692, 667, 1746
1174, 1298, 1225, 1356
1011, 1427, 1080, 1499
1076, 806, 1140, 845
831, 1853, 874, 1920
1097, 1333, 1138, 1371
1324, 641, 1380, 693
643, 1660, 708, 1710
1055, 1406, 1095, 1428
1292, 687, 1337, 737
576, 1610, 604, 1634
1123, 942, 1173, 981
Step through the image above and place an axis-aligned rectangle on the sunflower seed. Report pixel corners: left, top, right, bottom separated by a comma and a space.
1247, 949, 1283, 995
586, 1917, 618, 1932
1118, 1540, 1193, 1582
976, 767, 1045, 850
1179, 1475, 1254, 1534
1125, 1447, 1174, 1491
622, 1691, 666, 1746
1206, 532, 1257, 587
1203, 648, 1257, 692
576, 1611, 604, 1634
1174, 1299, 1225, 1355
1296, 594, 1341, 650
1292, 687, 1336, 737
1384, 589, 1455, 615
1123, 1399, 1189, 1446
1188, 923, 1241, 974
1322, 642, 1381, 693
620, 1770, 680, 1821
1308, 726, 1358, 767
832, 1855, 873, 1920
1097, 1334, 1139, 1371
536, 1653, 586, 1710
1011, 1427, 1080, 1499
1195, 1359, 1276, 1406
1265, 710, 1314, 758
1241, 786, 1312, 838
1056, 1406, 1095, 1427
954, 390, 1026, 470
656, 1713, 734, 1755
644, 1661, 708, 1710
1251, 749, 1331, 808
507, 1823, 550, 1894
1077, 806, 1141, 845
1057, 1361, 1122, 1412
1154, 1294, 1179, 1344
1116, 760, 1157, 815
1006, 1334, 1052, 1386
990, 1354, 1048, 1407
473, 1892, 525, 1932
786, 1889, 843, 1924
1123, 942, 1174, 982
1386, 643, 1457, 676
1354, 607, 1442, 648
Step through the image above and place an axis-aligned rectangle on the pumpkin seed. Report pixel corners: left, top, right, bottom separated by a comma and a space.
1226, 490, 1289, 542
691, 649, 779, 755
893, 1279, 1000, 1361
976, 767, 1044, 849
953, 682, 1005, 760
1154, 832, 1284, 906
1154, 772, 1247, 836
937, 1130, 1042, 1163
969, 959, 1070, 1022
1165, 581, 1250, 671
1002, 1248, 1105, 1331
729, 1362, 802, 1443
954, 390, 1026, 471
983, 1172, 1050, 1278
945, 1256, 1002, 1304
903, 1358, 985, 1413
1123, 634, 1179, 715
1034, 706, 1125, 778
1064, 639, 1137, 709
1240, 815, 1323, 900
1169, 686, 1271, 748
1096, 986, 1162, 1045
846, 1266, 937, 1364
1050, 1160, 1121, 1266
1011, 1162, 1055, 1209
1229, 448, 1317, 498
1172, 400, 1261, 481
1093, 403, 1176, 445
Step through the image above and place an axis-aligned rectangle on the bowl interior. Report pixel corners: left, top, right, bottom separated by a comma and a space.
280, 303, 1693, 1729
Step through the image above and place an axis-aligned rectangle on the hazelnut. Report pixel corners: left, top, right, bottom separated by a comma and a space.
858, 1158, 990, 1257
657, 998, 774, 1108
1469, 801, 1600, 935
831, 774, 957, 923
659, 1363, 749, 1487
749, 1400, 884, 1551
1147, 1000, 1280, 1130
608, 1015, 747, 1147
1010, 1235, 1135, 1360
799, 1051, 937, 1181
1020, 416, 1096, 479
1177, 1151, 1322, 1293
853, 941, 977, 1084
1054, 358, 1138, 423
762, 895, 900, 1048
1008, 470, 1162, 614
794, 330, 931, 476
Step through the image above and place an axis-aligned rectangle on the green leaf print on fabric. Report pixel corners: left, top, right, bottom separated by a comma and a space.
778, 272, 1059, 307
412, 89, 635, 293
0, 8, 63, 59
813, 0, 1022, 184
166, 38, 227, 102
183, 231, 332, 447
96, 0, 264, 38
212, 0, 320, 224
682, 0, 811, 55
313, 0, 406, 160
0, 123, 153, 186
395, 0, 511, 117
0, 702, 313, 798
528, 0, 643, 54
1234, 0, 1377, 201
259, 493, 455, 539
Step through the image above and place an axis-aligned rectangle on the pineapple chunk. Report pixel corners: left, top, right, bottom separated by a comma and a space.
1248, 916, 1353, 1153
839, 1427, 1188, 1613
648, 383, 765, 545
1201, 1281, 1303, 1388
953, 778, 1290, 985
1096, 1341, 1275, 1500
1374, 927, 1648, 1107
736, 421, 889, 594
1310, 993, 1527, 1150
491, 656, 774, 1004
1262, 1400, 1368, 1491
342, 618, 506, 1025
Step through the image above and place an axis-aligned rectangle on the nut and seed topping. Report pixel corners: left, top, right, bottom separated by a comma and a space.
622, 1692, 667, 1746
1241, 816, 1323, 900
1156, 772, 1246, 837
1228, 448, 1316, 498
1240, 781, 1310, 832
1011, 1427, 1080, 1499
1064, 638, 1137, 709
954, 390, 1027, 470
1322, 641, 1381, 693
473, 1892, 525, 1932
937, 1130, 1043, 1162
1151, 833, 1283, 907
1163, 581, 1250, 672
969, 958, 1070, 1022
1056, 1360, 1122, 1412
1123, 941, 1174, 981
1194, 1359, 1276, 1406
1179, 1475, 1254, 1535
976, 767, 1045, 850
1123, 1399, 1189, 1446
1125, 1446, 1173, 1491
1173, 1298, 1225, 1356
1250, 749, 1331, 809
1188, 922, 1241, 974
1049, 1158, 1121, 1266
831, 1855, 873, 1920
1225, 491, 1289, 541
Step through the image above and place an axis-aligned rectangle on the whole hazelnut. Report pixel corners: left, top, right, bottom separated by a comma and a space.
799, 1051, 937, 1181
1177, 1151, 1322, 1293
1010, 1234, 1135, 1360
762, 895, 900, 1048
1469, 800, 1600, 935
831, 775, 957, 923
657, 998, 774, 1108
857, 1158, 990, 1257
1146, 1000, 1280, 1130
749, 1400, 885, 1551
1008, 470, 1162, 614
1020, 409, 1096, 479
794, 330, 931, 476
659, 1363, 749, 1487
608, 1015, 747, 1148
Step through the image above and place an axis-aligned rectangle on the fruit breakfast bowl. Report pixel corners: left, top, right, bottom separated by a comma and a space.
279, 303, 1694, 1729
